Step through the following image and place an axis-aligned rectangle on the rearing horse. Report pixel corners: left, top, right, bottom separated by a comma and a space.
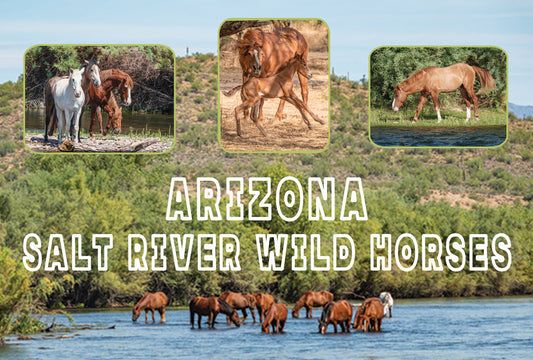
237, 27, 309, 123
392, 63, 495, 123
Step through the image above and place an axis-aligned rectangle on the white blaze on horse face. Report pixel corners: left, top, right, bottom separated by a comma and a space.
253, 49, 261, 75
126, 87, 132, 106
91, 65, 101, 87
392, 98, 399, 111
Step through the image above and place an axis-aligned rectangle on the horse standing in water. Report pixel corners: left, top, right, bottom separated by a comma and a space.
132, 292, 168, 323
52, 68, 85, 144
353, 297, 384, 332
253, 293, 274, 323
237, 27, 309, 123
189, 296, 240, 329
220, 291, 256, 323
392, 63, 495, 123
379, 291, 394, 318
318, 300, 352, 334
45, 60, 101, 142
261, 303, 288, 334
292, 290, 334, 318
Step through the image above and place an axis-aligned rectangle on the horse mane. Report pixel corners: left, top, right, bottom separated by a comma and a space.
237, 28, 264, 55
217, 298, 235, 315
322, 302, 334, 318
134, 293, 151, 310
399, 66, 437, 90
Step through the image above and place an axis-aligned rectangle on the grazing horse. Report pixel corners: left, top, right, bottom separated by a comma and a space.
237, 27, 309, 123
353, 298, 384, 332
292, 290, 334, 318
45, 60, 101, 142
220, 291, 256, 323
261, 303, 288, 334
53, 68, 85, 144
253, 293, 274, 323
87, 69, 134, 137
189, 296, 240, 329
224, 54, 325, 137
318, 300, 352, 334
379, 291, 394, 318
392, 63, 495, 123
132, 292, 168, 323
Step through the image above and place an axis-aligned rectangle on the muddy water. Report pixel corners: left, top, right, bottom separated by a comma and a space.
3, 297, 532, 359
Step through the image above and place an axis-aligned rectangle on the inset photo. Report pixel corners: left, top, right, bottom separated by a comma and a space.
369, 46, 507, 147
219, 19, 330, 152
24, 45, 175, 153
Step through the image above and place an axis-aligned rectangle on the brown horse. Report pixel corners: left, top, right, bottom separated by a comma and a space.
253, 293, 274, 323
237, 27, 309, 123
318, 300, 352, 334
44, 60, 101, 142
132, 292, 168, 323
392, 63, 495, 123
261, 303, 288, 334
353, 298, 384, 332
224, 54, 325, 137
292, 290, 334, 318
86, 69, 134, 137
220, 291, 256, 323
189, 296, 240, 329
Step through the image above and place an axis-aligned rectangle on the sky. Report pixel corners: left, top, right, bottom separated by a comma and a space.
1, 0, 532, 105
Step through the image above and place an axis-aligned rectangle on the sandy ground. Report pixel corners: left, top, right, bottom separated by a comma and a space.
219, 49, 330, 152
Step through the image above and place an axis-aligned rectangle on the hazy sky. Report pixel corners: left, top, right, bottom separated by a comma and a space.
1, 0, 531, 104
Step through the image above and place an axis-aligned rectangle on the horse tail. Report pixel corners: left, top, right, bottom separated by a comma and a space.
472, 66, 496, 94
223, 85, 242, 97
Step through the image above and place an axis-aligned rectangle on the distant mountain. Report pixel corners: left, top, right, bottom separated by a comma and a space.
509, 103, 533, 119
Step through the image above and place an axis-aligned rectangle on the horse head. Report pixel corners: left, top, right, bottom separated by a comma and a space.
110, 107, 123, 135
82, 60, 102, 88
118, 75, 134, 107
132, 305, 141, 321
238, 29, 265, 77
69, 68, 84, 98
392, 84, 407, 111
293, 53, 312, 80
318, 319, 327, 334
229, 310, 241, 327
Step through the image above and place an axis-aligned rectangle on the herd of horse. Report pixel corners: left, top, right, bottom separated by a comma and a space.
223, 27, 326, 137
131, 290, 394, 335
44, 60, 134, 145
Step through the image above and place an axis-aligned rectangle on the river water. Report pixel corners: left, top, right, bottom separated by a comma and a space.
371, 126, 507, 147
2, 297, 532, 359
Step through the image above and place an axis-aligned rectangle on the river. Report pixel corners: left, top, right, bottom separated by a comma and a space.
2, 297, 532, 359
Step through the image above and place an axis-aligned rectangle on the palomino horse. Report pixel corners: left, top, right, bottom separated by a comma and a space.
53, 68, 86, 144
87, 69, 134, 137
379, 291, 394, 318
132, 292, 168, 323
318, 300, 352, 334
261, 303, 288, 334
45, 60, 101, 142
224, 54, 325, 137
353, 298, 384, 332
189, 296, 240, 329
220, 291, 256, 323
392, 63, 495, 123
292, 290, 334, 318
253, 293, 274, 323
237, 27, 309, 123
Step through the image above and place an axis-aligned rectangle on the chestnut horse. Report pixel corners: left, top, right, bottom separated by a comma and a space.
261, 303, 288, 334
220, 291, 256, 323
253, 293, 274, 323
189, 296, 240, 329
379, 291, 394, 318
353, 298, 384, 332
44, 60, 101, 142
132, 292, 168, 323
292, 290, 334, 318
318, 300, 352, 334
237, 27, 309, 123
392, 63, 495, 123
224, 54, 325, 137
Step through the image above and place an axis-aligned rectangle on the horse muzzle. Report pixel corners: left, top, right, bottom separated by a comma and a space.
113, 127, 121, 135
74, 91, 82, 98
392, 106, 399, 112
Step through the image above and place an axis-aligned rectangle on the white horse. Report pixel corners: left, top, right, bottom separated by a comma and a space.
379, 292, 394, 318
53, 68, 85, 144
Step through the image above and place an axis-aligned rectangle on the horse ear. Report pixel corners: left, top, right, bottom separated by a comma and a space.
80, 67, 85, 75
84, 60, 89, 65
130, 75, 136, 80
69, 68, 74, 75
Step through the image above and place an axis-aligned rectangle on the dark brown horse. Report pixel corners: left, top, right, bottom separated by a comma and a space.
189, 296, 240, 329
392, 63, 495, 123
224, 54, 325, 137
132, 292, 168, 323
86, 69, 134, 137
44, 60, 101, 142
261, 303, 288, 334
353, 298, 384, 332
220, 291, 256, 323
318, 300, 352, 334
292, 290, 334, 318
237, 27, 309, 123
253, 293, 274, 323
